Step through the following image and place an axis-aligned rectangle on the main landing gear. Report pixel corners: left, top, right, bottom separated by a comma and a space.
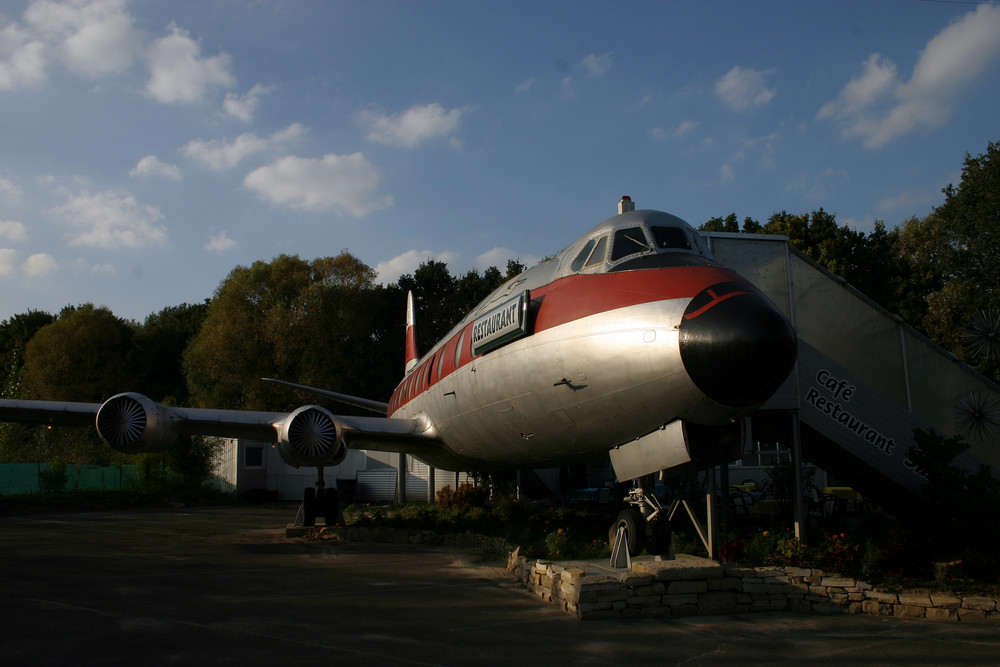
297, 465, 342, 527
609, 481, 674, 568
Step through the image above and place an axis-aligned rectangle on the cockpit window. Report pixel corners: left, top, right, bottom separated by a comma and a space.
585, 236, 607, 267
570, 239, 596, 271
611, 227, 651, 261
650, 226, 692, 250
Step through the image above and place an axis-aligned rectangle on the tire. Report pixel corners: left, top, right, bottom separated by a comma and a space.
609, 508, 647, 557
322, 487, 340, 526
303, 486, 317, 527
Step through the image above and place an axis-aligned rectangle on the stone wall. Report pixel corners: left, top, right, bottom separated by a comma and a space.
305, 526, 999, 624
509, 552, 1000, 623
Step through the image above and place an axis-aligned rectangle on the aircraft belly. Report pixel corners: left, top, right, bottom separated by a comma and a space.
417, 299, 705, 468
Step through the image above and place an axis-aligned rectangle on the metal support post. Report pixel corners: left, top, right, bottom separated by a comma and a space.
396, 453, 407, 504
706, 468, 718, 560
790, 412, 804, 541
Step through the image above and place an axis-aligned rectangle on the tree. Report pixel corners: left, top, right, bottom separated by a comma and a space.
898, 141, 1000, 380
13, 304, 135, 463
131, 302, 209, 405
21, 304, 134, 402
183, 253, 400, 411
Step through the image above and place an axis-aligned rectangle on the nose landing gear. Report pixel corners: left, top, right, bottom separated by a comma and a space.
609, 484, 674, 568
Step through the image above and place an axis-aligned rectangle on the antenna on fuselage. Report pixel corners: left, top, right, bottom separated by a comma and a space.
405, 291, 418, 373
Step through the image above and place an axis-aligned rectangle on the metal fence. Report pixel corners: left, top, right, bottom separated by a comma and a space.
0, 463, 144, 495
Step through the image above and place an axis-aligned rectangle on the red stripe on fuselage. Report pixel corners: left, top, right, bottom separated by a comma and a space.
388, 265, 746, 414
529, 265, 744, 333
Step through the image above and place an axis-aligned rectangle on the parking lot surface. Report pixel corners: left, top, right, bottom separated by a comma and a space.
2, 506, 997, 665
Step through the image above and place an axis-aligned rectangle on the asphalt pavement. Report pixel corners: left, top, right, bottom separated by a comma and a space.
1, 505, 997, 665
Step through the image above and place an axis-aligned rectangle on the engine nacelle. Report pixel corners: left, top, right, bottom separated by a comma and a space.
95, 392, 178, 454
276, 405, 347, 468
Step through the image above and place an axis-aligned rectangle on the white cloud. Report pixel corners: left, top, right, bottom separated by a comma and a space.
204, 230, 238, 253
0, 220, 28, 242
675, 120, 698, 137
514, 78, 535, 94
22, 252, 57, 276
582, 51, 613, 77
182, 123, 303, 172
90, 262, 115, 275
374, 249, 459, 285
473, 247, 539, 272
818, 5, 1000, 149
244, 152, 393, 216
0, 177, 23, 200
145, 23, 234, 104
715, 66, 775, 111
361, 103, 469, 148
129, 155, 182, 180
25, 0, 140, 78
0, 249, 21, 276
817, 53, 897, 123
0, 19, 46, 90
877, 189, 935, 214
53, 189, 167, 249
719, 164, 735, 184
222, 83, 274, 122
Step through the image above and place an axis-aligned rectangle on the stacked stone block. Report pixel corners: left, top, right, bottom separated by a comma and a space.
509, 553, 1000, 623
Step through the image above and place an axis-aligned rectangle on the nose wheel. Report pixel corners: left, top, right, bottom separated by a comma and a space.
609, 485, 674, 567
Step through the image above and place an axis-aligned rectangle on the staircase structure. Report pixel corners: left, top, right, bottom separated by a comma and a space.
702, 232, 1000, 513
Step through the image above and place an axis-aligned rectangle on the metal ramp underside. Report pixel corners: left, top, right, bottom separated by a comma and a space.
703, 232, 1000, 507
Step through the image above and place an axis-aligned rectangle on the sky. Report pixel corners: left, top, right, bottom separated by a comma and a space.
1, 0, 999, 323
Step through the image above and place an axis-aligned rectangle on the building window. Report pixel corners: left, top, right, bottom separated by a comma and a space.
244, 446, 264, 469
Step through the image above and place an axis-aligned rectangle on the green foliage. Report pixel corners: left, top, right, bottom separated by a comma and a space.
131, 303, 208, 405
183, 253, 399, 410
435, 482, 491, 510
22, 304, 135, 402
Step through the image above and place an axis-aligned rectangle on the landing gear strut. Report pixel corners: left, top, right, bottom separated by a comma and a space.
299, 465, 342, 527
609, 481, 674, 568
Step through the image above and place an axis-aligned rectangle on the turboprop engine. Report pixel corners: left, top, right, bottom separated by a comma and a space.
95, 392, 178, 454
94, 393, 348, 468
274, 405, 348, 468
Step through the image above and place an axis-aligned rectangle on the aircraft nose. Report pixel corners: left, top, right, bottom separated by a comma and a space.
678, 282, 797, 408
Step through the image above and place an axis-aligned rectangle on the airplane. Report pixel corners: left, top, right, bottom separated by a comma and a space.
0, 198, 796, 558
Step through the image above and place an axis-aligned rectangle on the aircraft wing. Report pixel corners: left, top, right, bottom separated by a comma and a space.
0, 393, 442, 469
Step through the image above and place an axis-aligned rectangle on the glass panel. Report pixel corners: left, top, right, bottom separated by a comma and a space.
650, 226, 691, 250
455, 330, 465, 367
570, 239, 595, 272
611, 227, 650, 261
585, 236, 607, 267
904, 328, 1000, 466
791, 253, 907, 406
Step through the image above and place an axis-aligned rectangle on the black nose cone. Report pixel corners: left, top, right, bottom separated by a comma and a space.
679, 282, 797, 408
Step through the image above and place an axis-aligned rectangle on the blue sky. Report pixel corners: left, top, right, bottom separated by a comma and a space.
1, 0, 999, 322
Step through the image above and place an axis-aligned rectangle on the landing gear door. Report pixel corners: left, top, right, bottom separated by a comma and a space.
609, 421, 690, 482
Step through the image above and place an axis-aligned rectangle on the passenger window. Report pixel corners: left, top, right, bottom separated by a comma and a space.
570, 239, 596, 271
651, 226, 692, 250
455, 330, 465, 367
437, 348, 446, 378
611, 227, 651, 261
585, 236, 608, 267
